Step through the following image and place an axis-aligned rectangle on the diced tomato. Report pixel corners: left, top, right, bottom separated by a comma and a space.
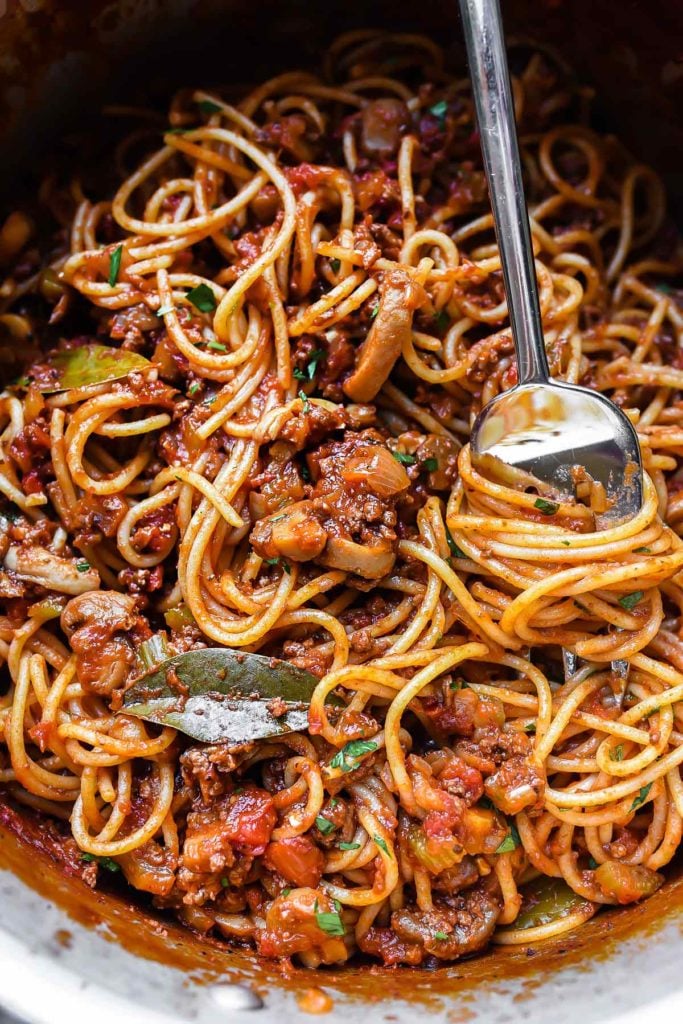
264, 836, 325, 888
224, 787, 277, 854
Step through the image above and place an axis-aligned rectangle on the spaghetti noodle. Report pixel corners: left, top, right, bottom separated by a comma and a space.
1, 31, 683, 965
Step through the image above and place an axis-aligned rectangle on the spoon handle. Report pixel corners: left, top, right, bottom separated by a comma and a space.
458, 0, 549, 385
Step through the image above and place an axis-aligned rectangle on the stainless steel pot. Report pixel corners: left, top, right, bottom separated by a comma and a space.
0, 2, 682, 1020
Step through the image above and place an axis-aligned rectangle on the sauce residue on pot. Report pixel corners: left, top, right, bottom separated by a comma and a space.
1, 795, 682, 1015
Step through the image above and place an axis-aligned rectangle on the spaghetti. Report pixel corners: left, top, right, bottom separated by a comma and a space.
1, 31, 683, 965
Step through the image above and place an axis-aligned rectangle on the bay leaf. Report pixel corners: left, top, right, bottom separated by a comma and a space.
123, 648, 319, 744
30, 344, 150, 393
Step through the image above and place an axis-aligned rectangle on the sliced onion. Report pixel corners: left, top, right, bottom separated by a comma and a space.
321, 536, 395, 579
341, 445, 410, 497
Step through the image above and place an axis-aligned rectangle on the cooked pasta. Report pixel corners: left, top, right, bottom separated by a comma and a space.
1, 31, 683, 965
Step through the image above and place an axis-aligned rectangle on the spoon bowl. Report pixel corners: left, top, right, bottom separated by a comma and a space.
471, 379, 642, 526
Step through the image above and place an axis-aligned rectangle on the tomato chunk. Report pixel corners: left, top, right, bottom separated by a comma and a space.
264, 836, 325, 888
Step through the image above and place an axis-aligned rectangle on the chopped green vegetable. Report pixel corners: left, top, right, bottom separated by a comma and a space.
75, 560, 91, 573
511, 876, 594, 930
588, 857, 599, 870
524, 721, 537, 734
220, 877, 229, 888
429, 99, 448, 121
634, 546, 651, 554
611, 744, 624, 762
81, 853, 120, 873
534, 497, 559, 515
445, 525, 466, 559
298, 389, 310, 414
265, 556, 291, 575
281, 888, 291, 897
422, 457, 438, 472
199, 99, 222, 114
339, 841, 361, 851
495, 821, 521, 854
306, 349, 324, 380
315, 904, 345, 936
207, 339, 227, 352
630, 783, 652, 811
330, 258, 341, 273
186, 283, 217, 313
293, 367, 307, 380
369, 303, 379, 320
433, 931, 449, 941
561, 540, 571, 546
449, 678, 469, 690
188, 381, 201, 396
329, 738, 378, 773
137, 634, 170, 672
315, 815, 336, 836
374, 834, 390, 855
433, 309, 450, 332
108, 244, 123, 287
392, 451, 416, 465
619, 591, 644, 611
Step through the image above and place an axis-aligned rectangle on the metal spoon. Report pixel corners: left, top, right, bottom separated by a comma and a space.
458, 0, 642, 680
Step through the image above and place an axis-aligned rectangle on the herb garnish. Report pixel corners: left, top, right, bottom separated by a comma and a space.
534, 497, 558, 515
298, 389, 310, 414
75, 561, 91, 573
199, 99, 222, 114
495, 821, 521, 854
108, 244, 123, 287
81, 853, 120, 872
433, 308, 450, 332
422, 457, 438, 472
619, 591, 643, 611
392, 451, 416, 465
374, 835, 390, 856
429, 99, 448, 123
339, 841, 361, 851
207, 339, 227, 352
315, 815, 336, 836
433, 931, 449, 941
314, 900, 345, 936
445, 525, 466, 559
330, 258, 341, 273
611, 744, 624, 762
329, 738, 378, 773
186, 283, 217, 313
630, 783, 652, 811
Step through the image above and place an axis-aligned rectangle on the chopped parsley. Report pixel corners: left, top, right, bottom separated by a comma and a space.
220, 877, 229, 888
495, 821, 521, 854
314, 901, 345, 936
293, 367, 307, 380
445, 525, 466, 559
634, 546, 651, 554
315, 815, 336, 836
449, 678, 469, 691
630, 783, 652, 811
619, 591, 643, 611
588, 857, 599, 870
611, 744, 624, 762
433, 308, 450, 332
75, 561, 91, 573
186, 283, 217, 313
108, 244, 123, 287
305, 349, 324, 380
422, 457, 438, 472
264, 556, 291, 575
298, 389, 310, 414
369, 303, 379, 320
207, 339, 227, 352
429, 99, 448, 122
330, 258, 341, 273
374, 835, 390, 856
281, 888, 291, 896
561, 540, 571, 546
339, 841, 361, 851
329, 738, 378, 773
433, 931, 449, 941
199, 99, 222, 114
81, 853, 120, 872
392, 450, 416, 465
534, 497, 559, 515
188, 381, 201, 396
524, 721, 537, 734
